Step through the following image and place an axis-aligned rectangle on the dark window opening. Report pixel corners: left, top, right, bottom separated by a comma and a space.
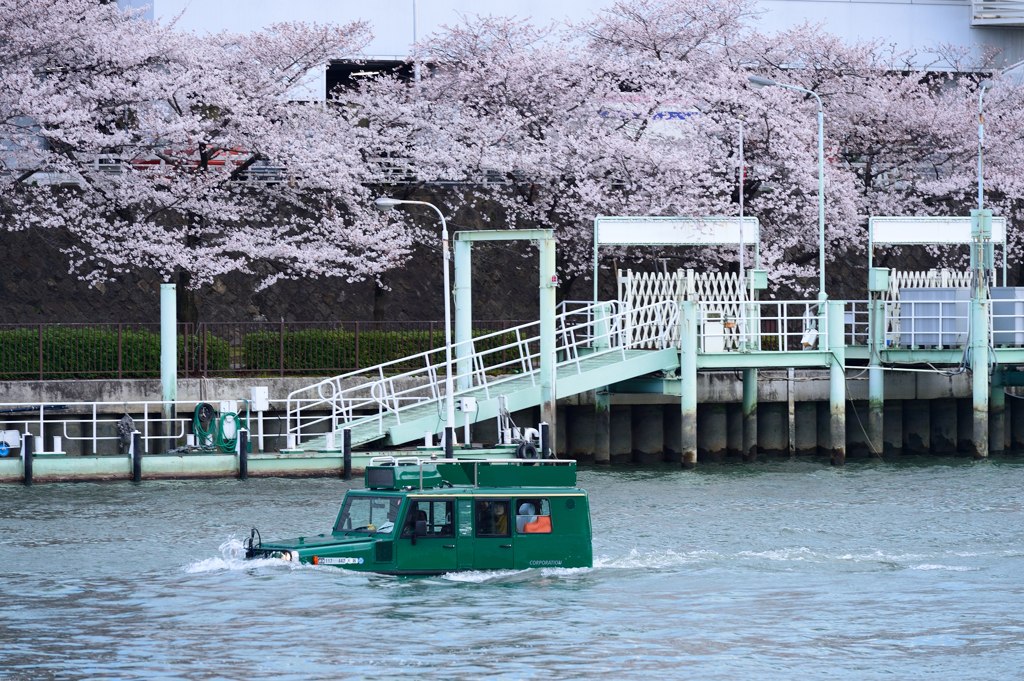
328, 59, 418, 94
475, 499, 511, 537
401, 499, 454, 538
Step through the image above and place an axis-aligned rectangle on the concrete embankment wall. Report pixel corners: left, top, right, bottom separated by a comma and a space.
3, 370, 1020, 468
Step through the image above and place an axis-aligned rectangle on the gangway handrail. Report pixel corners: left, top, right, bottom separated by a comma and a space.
285, 299, 679, 448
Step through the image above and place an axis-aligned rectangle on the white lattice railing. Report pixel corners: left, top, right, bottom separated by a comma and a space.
618, 269, 748, 350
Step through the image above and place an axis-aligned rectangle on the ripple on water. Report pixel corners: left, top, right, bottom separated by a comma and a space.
3, 464, 1024, 680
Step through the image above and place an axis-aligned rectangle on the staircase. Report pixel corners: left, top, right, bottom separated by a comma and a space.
285, 300, 681, 451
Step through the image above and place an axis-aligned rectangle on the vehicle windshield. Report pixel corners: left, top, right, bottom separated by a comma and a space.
334, 495, 402, 535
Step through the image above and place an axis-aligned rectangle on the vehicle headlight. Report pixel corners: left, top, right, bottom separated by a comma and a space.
272, 550, 298, 562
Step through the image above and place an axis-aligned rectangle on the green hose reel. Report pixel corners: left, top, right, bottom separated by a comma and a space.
193, 401, 250, 453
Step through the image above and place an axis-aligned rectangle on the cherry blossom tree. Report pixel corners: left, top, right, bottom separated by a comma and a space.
5, 0, 1019, 320
0, 0, 413, 321
362, 0, 1020, 297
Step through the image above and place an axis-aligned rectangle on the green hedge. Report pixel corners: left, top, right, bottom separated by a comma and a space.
242, 328, 522, 375
0, 325, 517, 379
0, 328, 229, 380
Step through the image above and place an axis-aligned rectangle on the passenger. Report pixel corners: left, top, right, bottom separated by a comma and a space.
492, 502, 508, 535
516, 502, 537, 532
476, 501, 493, 534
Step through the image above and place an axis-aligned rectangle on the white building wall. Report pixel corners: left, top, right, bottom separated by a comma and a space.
118, 0, 1024, 68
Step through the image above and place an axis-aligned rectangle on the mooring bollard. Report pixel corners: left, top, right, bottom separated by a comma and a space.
131, 432, 142, 483
444, 426, 454, 459
238, 429, 249, 481
540, 422, 551, 459
23, 432, 34, 487
342, 428, 352, 481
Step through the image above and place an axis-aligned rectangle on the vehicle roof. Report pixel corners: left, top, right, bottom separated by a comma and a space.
349, 486, 587, 498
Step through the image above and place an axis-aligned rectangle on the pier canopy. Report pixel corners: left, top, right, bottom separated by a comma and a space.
592, 215, 760, 302
868, 216, 1008, 284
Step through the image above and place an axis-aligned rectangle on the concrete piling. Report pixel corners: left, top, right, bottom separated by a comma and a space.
610, 406, 632, 464
990, 373, 1005, 455
594, 392, 611, 464
930, 399, 957, 454
663, 408, 682, 464
904, 401, 930, 455
726, 403, 743, 458
632, 404, 664, 464
698, 404, 728, 462
884, 401, 903, 456
794, 402, 818, 457
758, 402, 787, 456
567, 405, 597, 464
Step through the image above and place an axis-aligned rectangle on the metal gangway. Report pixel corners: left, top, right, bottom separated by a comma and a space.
285, 299, 681, 451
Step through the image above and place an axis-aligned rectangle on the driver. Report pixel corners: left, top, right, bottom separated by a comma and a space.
374, 499, 401, 533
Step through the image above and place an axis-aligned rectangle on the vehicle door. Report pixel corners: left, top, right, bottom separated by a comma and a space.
472, 498, 514, 569
395, 498, 457, 574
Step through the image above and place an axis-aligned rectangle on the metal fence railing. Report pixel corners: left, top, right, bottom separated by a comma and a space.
0, 320, 526, 380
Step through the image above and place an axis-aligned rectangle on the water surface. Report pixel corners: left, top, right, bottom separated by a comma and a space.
2, 459, 1023, 679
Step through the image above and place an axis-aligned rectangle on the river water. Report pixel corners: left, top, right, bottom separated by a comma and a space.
2, 459, 1024, 680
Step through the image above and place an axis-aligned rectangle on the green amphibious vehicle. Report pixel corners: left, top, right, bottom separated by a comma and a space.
244, 456, 593, 574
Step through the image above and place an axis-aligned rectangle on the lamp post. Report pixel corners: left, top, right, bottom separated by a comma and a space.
375, 197, 456, 457
978, 79, 992, 210
749, 74, 827, 301
737, 117, 750, 349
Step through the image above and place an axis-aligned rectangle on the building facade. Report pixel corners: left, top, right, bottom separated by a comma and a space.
118, 0, 1024, 99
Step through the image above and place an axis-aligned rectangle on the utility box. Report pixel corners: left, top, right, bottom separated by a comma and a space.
250, 386, 270, 412
702, 311, 726, 353
457, 397, 478, 413
868, 267, 890, 293
748, 269, 768, 290
992, 287, 1024, 347
898, 287, 970, 348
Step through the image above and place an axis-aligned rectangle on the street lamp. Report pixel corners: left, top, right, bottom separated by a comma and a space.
978, 79, 993, 210
749, 74, 827, 301
374, 196, 456, 457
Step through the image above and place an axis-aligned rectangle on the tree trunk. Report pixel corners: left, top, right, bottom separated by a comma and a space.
176, 269, 199, 327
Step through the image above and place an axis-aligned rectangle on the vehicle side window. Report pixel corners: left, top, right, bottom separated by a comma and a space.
475, 499, 510, 537
401, 500, 454, 538
516, 498, 552, 534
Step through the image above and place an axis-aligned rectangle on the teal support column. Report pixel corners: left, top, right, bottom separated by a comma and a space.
971, 297, 990, 459
592, 303, 612, 463
454, 239, 473, 391
680, 301, 698, 468
160, 284, 177, 451
991, 368, 1005, 455
868, 297, 885, 455
742, 368, 757, 462
827, 300, 847, 465
970, 208, 991, 459
539, 236, 557, 433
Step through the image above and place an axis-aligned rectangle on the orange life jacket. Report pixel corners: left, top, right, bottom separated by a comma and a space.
524, 516, 552, 533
